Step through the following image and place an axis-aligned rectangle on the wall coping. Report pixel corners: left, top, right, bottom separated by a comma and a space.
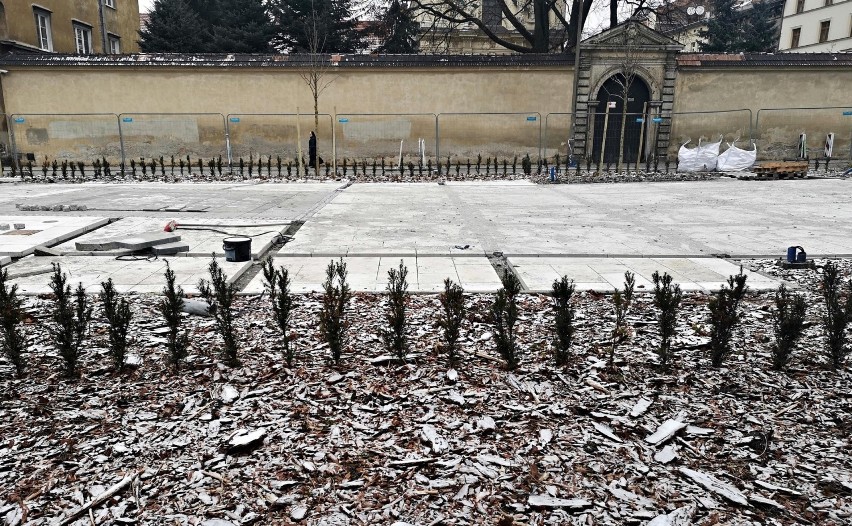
677, 52, 852, 68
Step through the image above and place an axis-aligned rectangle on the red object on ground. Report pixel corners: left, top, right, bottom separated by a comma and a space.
164, 220, 178, 232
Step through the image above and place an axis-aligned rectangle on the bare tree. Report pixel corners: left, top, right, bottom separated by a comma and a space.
610, 22, 640, 168
300, 0, 337, 174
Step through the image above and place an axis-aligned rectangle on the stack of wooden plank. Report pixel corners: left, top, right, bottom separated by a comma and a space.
740, 161, 809, 180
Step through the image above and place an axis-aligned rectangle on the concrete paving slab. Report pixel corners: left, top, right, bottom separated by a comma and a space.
509, 256, 779, 293
55, 217, 286, 257
76, 231, 181, 251
0, 256, 10, 267
0, 216, 109, 257
4, 255, 251, 295
242, 255, 502, 294
151, 242, 190, 255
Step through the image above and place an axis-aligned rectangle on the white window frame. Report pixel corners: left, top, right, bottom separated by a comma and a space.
74, 23, 93, 54
108, 35, 120, 54
33, 8, 53, 52
104, 0, 115, 8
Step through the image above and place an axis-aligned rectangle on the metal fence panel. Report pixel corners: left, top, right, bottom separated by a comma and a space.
586, 111, 655, 165
227, 113, 333, 165
118, 113, 226, 164
543, 113, 573, 162
756, 107, 852, 160
437, 112, 542, 163
9, 113, 121, 165
667, 109, 753, 159
335, 113, 437, 166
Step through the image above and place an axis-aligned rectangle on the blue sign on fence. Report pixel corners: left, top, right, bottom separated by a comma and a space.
636, 118, 645, 123
122, 117, 133, 123
652, 117, 663, 123
843, 111, 852, 116
338, 118, 349, 123
527, 116, 537, 121
13, 117, 24, 123
230, 117, 240, 123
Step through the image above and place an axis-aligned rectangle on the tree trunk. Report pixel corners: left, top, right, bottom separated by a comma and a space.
533, 0, 550, 52
610, 0, 618, 28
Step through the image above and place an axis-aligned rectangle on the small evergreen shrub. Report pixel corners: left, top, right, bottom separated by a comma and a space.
48, 264, 92, 378
101, 278, 133, 372
821, 261, 852, 369
438, 278, 465, 365
0, 268, 27, 377
652, 271, 682, 368
708, 269, 748, 367
492, 268, 522, 369
551, 275, 576, 367
522, 154, 532, 175
198, 258, 239, 366
320, 259, 351, 365
159, 262, 189, 371
262, 258, 295, 367
382, 261, 409, 361
611, 271, 635, 366
771, 284, 807, 370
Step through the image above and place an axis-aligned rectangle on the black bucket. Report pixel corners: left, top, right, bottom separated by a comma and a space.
223, 237, 252, 262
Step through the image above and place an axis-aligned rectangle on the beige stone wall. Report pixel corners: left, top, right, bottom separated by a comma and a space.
672, 68, 852, 159
3, 65, 572, 163
1, 0, 140, 53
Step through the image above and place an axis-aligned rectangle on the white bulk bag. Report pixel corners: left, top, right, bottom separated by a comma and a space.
678, 138, 722, 172
716, 141, 757, 172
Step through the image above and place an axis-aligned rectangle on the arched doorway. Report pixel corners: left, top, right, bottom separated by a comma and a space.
591, 74, 651, 164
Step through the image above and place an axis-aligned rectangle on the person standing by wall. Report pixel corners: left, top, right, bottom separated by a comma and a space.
308, 131, 317, 173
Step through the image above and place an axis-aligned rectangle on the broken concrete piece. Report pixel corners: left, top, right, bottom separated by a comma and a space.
593, 422, 622, 443
151, 242, 190, 255
76, 231, 181, 251
0, 256, 10, 267
749, 495, 785, 511
33, 245, 62, 256
646, 419, 687, 445
527, 494, 592, 510
678, 467, 749, 506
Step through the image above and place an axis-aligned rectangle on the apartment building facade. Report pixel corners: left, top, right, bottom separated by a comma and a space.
0, 0, 140, 54
778, 0, 852, 51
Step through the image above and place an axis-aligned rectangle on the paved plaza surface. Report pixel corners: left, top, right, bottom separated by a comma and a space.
1, 178, 850, 292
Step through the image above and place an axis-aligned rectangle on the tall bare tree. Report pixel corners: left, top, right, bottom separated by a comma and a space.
299, 0, 337, 173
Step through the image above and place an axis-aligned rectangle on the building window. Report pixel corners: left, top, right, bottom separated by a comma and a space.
108, 35, 120, 54
795, 0, 805, 13
819, 20, 831, 43
790, 27, 801, 48
104, 0, 115, 8
33, 8, 53, 51
824, 0, 832, 5
74, 24, 93, 54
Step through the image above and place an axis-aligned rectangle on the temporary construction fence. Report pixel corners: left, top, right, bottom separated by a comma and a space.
755, 107, 852, 161
118, 113, 228, 165
335, 113, 437, 168
226, 113, 334, 168
4, 107, 851, 174
9, 113, 122, 165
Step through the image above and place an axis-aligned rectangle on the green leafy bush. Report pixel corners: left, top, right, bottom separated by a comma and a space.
382, 261, 409, 361
771, 284, 807, 370
101, 278, 133, 372
492, 268, 522, 369
551, 275, 576, 367
708, 269, 748, 367
0, 268, 27, 377
652, 271, 682, 368
262, 258, 295, 367
198, 258, 239, 366
320, 259, 351, 365
159, 262, 189, 371
48, 264, 92, 378
820, 261, 852, 369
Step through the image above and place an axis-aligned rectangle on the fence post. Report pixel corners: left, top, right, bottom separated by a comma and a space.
223, 114, 232, 169
8, 115, 20, 173
435, 114, 441, 176
116, 114, 126, 169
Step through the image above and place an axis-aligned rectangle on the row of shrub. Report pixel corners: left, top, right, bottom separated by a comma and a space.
1, 260, 850, 379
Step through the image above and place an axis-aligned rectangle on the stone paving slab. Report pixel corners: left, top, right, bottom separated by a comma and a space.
4, 255, 251, 295
0, 216, 109, 257
54, 217, 287, 257
242, 255, 502, 294
0, 256, 10, 267
510, 256, 779, 293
